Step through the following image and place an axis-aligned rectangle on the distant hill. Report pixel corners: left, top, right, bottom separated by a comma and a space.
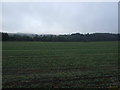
1, 32, 120, 41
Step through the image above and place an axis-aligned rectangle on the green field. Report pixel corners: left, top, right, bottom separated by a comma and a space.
2, 41, 119, 88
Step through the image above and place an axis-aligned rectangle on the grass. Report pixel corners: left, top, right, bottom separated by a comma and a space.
2, 41, 119, 88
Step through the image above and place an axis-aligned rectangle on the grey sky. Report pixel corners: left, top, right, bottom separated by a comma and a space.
1, 2, 118, 34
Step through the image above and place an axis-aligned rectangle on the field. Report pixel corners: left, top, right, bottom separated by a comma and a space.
2, 41, 119, 88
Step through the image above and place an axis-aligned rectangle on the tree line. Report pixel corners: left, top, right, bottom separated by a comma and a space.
1, 32, 120, 42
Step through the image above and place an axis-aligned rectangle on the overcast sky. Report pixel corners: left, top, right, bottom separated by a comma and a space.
1, 2, 118, 34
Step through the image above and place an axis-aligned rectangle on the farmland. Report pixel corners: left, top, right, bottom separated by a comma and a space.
2, 41, 119, 88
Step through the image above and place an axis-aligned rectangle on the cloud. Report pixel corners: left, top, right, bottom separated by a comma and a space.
2, 2, 118, 34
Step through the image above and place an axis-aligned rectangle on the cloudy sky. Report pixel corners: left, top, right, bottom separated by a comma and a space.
1, 2, 118, 34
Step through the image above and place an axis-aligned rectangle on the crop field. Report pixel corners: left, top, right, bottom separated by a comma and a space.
2, 41, 120, 88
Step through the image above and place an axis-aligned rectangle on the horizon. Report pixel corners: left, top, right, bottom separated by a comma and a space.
1, 31, 119, 35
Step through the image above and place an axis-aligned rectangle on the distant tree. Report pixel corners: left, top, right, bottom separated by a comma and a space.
2, 32, 9, 41
1, 32, 120, 42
